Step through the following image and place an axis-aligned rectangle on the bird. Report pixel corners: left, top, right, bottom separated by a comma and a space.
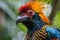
16, 1, 60, 40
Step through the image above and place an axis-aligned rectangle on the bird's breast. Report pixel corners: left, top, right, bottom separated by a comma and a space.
25, 25, 48, 40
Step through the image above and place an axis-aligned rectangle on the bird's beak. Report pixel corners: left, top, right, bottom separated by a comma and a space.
16, 16, 29, 24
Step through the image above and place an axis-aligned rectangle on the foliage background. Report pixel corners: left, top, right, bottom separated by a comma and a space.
0, 0, 60, 40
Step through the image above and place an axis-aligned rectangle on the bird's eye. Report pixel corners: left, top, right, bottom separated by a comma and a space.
29, 11, 33, 14
27, 10, 35, 15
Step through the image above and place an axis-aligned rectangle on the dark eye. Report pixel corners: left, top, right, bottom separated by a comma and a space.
27, 10, 35, 16
29, 11, 33, 14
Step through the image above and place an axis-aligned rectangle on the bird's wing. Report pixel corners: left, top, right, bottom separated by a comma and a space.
46, 27, 60, 40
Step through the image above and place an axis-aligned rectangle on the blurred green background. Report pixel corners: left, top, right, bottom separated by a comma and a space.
0, 0, 60, 40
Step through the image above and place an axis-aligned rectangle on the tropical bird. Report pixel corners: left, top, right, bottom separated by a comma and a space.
16, 1, 60, 40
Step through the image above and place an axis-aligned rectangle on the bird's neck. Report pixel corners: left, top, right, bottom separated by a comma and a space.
27, 19, 46, 30
26, 18, 46, 36
27, 14, 46, 31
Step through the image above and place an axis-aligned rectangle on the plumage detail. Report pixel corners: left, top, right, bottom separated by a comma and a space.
27, 1, 45, 13
18, 4, 29, 13
39, 13, 50, 24
25, 25, 48, 40
28, 1, 50, 24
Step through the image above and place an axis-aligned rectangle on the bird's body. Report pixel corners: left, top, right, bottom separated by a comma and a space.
16, 1, 60, 40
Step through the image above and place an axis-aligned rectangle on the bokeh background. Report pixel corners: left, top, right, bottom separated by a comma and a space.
0, 0, 60, 40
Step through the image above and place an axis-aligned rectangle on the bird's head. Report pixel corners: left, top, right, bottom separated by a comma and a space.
16, 1, 50, 29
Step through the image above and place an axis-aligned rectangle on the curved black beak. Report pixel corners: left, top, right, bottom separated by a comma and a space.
16, 16, 29, 24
